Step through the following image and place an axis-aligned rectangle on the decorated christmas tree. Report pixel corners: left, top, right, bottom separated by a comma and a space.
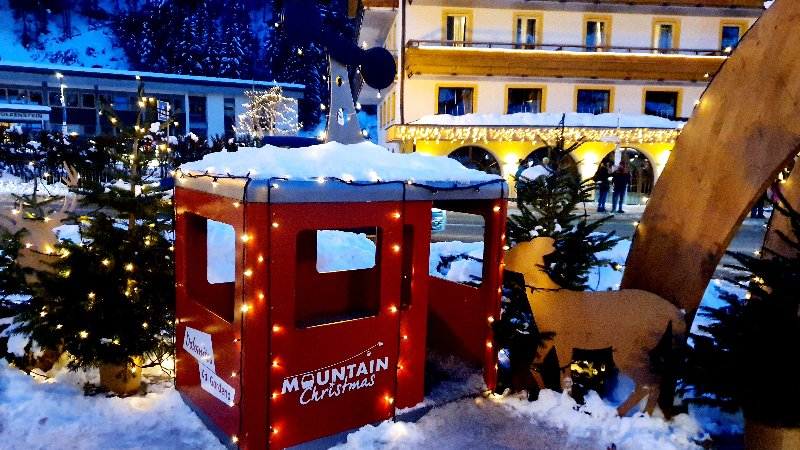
234, 86, 301, 143
506, 118, 619, 291
14, 83, 175, 390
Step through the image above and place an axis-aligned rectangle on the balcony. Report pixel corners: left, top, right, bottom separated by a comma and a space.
405, 40, 729, 82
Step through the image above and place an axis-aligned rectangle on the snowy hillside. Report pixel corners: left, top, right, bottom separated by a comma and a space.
0, 0, 128, 69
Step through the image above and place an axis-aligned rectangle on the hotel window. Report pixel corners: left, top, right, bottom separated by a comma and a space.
721, 24, 744, 51
576, 89, 611, 114
438, 87, 474, 116
507, 88, 543, 114
444, 12, 469, 46
515, 15, 539, 48
653, 20, 679, 52
584, 18, 610, 51
644, 90, 679, 119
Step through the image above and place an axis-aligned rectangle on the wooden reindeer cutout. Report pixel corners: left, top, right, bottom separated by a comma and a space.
505, 237, 685, 416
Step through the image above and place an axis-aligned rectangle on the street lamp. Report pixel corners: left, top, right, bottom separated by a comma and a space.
55, 73, 67, 134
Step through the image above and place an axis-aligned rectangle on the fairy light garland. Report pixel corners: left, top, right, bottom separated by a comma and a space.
391, 125, 680, 145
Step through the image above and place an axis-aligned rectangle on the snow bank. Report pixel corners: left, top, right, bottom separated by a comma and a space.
0, 172, 71, 197
587, 238, 632, 291
413, 112, 684, 129
337, 390, 706, 450
429, 241, 484, 285
0, 361, 223, 449
179, 141, 502, 183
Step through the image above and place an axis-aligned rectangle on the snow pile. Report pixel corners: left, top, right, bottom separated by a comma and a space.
315, 230, 377, 273
0, 172, 71, 197
336, 390, 706, 450
0, 360, 222, 449
413, 112, 684, 129
429, 241, 484, 285
179, 141, 502, 183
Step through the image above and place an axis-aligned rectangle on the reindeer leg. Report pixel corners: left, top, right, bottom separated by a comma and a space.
644, 385, 660, 415
617, 384, 651, 417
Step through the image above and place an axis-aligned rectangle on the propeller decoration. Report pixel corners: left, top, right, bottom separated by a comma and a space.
283, 0, 397, 143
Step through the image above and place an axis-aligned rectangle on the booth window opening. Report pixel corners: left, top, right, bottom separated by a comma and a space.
295, 227, 382, 328
183, 213, 236, 323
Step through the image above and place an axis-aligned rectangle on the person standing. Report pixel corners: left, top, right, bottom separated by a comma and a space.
611, 162, 631, 213
593, 160, 612, 212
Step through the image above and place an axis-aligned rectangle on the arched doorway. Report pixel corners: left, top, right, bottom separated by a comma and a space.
521, 147, 579, 174
447, 146, 502, 175
602, 147, 654, 205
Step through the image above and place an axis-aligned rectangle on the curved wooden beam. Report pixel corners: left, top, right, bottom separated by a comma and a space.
621, 0, 800, 313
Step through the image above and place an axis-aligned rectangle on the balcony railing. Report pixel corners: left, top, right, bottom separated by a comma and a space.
526, 0, 763, 8
407, 39, 730, 56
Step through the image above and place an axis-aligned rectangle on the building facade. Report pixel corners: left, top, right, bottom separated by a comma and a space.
0, 61, 303, 139
358, 0, 764, 201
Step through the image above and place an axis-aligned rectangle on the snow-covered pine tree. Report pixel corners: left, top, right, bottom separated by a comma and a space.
506, 117, 619, 291
14, 82, 174, 377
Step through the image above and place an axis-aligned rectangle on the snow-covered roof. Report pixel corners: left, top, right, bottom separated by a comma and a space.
413, 112, 684, 129
0, 61, 304, 92
177, 141, 507, 203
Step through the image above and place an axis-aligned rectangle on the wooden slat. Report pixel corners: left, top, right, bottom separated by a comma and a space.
362, 0, 399, 7
405, 47, 725, 82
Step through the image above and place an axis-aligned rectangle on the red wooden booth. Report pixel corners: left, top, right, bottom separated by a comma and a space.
174, 173, 507, 449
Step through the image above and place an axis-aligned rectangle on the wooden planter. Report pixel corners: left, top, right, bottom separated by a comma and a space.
99, 358, 142, 396
745, 419, 800, 450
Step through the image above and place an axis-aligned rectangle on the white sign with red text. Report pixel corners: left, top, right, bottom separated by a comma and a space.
182, 326, 215, 372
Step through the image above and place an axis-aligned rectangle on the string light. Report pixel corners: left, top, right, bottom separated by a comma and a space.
390, 125, 679, 145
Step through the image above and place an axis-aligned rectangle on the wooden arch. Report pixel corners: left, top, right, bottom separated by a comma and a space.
621, 0, 800, 314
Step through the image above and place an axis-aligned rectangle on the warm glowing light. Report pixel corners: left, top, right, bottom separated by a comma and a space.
393, 212, 401, 219
272, 360, 279, 367
125, 263, 134, 271
233, 202, 240, 208
402, 335, 408, 340
101, 259, 110, 266
390, 306, 398, 313
241, 304, 251, 313
231, 436, 238, 444
258, 293, 265, 299
272, 222, 279, 228
258, 256, 264, 262
393, 244, 401, 252
272, 325, 281, 332
503, 153, 519, 165
79, 330, 89, 339
241, 234, 251, 242
244, 269, 253, 277
142, 322, 148, 329
88, 292, 96, 299
272, 392, 279, 399
231, 372, 237, 378
486, 342, 493, 348
487, 316, 495, 323
493, 206, 501, 212
633, 221, 640, 227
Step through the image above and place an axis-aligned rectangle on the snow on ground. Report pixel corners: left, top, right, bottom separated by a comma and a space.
0, 360, 222, 450
413, 112, 684, 129
0, 172, 71, 197
179, 141, 502, 183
